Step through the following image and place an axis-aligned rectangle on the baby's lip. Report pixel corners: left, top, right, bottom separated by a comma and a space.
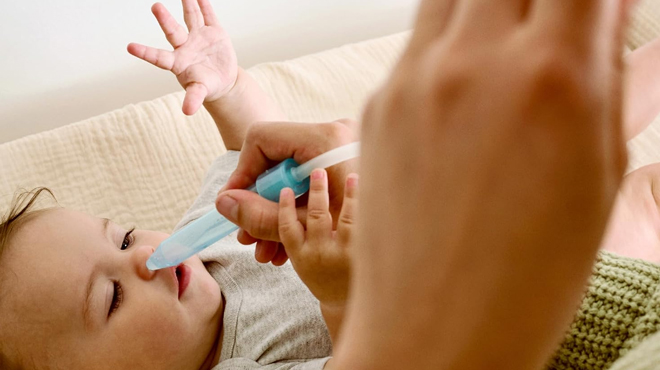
175, 264, 191, 299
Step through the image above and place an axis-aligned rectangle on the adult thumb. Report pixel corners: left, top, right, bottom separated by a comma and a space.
216, 189, 282, 242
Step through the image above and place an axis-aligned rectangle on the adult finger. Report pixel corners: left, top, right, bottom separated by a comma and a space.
198, 0, 220, 27
452, 0, 532, 35
255, 240, 279, 264
406, 0, 458, 56
182, 0, 204, 30
532, 0, 629, 53
182, 83, 208, 115
336, 173, 359, 248
237, 228, 259, 245
127, 43, 175, 71
221, 121, 356, 192
271, 245, 289, 266
278, 188, 305, 255
306, 169, 333, 244
216, 189, 307, 242
152, 3, 188, 48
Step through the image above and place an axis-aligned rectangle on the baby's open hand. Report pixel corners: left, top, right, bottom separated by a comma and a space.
278, 169, 358, 307
127, 0, 238, 115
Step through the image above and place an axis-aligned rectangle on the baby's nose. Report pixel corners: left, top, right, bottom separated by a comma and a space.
132, 245, 157, 280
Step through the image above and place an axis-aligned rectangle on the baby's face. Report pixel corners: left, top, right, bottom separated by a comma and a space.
0, 208, 223, 370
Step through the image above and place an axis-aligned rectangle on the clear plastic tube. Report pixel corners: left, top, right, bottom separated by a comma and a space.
291, 142, 360, 182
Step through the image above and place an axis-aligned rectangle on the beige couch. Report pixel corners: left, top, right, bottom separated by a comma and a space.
1, 1, 659, 234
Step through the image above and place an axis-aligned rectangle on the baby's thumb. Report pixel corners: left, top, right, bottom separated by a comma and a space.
182, 83, 208, 115
216, 189, 281, 242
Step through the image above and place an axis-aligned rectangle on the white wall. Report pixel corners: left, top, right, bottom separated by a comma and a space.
0, 0, 417, 144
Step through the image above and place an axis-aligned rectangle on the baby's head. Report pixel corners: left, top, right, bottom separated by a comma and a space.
0, 189, 224, 370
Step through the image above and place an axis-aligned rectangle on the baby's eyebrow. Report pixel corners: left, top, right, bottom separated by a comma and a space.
102, 218, 111, 239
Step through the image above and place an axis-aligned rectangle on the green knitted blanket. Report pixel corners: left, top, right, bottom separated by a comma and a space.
549, 252, 660, 370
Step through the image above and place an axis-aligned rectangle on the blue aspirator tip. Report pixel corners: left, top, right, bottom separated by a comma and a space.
146, 158, 310, 270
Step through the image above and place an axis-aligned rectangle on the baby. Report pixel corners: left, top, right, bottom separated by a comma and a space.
1, 0, 660, 369
0, 1, 353, 369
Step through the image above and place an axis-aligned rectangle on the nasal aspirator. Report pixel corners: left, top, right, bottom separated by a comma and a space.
147, 142, 360, 270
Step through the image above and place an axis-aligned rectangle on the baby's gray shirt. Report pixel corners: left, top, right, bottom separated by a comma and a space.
174, 151, 333, 370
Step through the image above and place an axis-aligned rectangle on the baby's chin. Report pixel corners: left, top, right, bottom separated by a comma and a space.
185, 255, 221, 298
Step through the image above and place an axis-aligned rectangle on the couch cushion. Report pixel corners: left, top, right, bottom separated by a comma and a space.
0, 32, 408, 232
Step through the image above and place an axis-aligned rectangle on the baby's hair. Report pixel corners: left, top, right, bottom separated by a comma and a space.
0, 187, 56, 370
0, 187, 55, 259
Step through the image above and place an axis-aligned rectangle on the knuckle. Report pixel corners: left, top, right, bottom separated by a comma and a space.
307, 208, 330, 222
324, 122, 354, 146
278, 220, 295, 237
427, 58, 476, 110
338, 213, 355, 226
249, 208, 273, 239
526, 47, 594, 108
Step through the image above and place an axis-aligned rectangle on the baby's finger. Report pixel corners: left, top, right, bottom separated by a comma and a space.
182, 0, 204, 30
152, 3, 188, 48
198, 0, 220, 27
278, 188, 305, 255
127, 43, 175, 71
307, 169, 333, 244
182, 83, 208, 115
337, 173, 359, 248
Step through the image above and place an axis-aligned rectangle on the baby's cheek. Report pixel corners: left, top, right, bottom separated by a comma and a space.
129, 308, 199, 359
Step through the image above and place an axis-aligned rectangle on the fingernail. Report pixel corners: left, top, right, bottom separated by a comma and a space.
217, 195, 238, 221
312, 169, 324, 180
347, 174, 358, 187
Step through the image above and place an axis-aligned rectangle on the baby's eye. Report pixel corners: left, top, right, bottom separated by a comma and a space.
109, 281, 123, 317
121, 228, 135, 251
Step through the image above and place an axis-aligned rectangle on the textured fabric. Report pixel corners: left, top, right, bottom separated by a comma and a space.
628, 0, 660, 50
548, 252, 660, 370
175, 151, 332, 369
0, 31, 409, 232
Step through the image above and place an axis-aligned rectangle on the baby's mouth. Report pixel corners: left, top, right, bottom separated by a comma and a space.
175, 264, 191, 299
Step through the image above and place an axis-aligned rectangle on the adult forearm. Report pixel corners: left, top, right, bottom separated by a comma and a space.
204, 67, 287, 151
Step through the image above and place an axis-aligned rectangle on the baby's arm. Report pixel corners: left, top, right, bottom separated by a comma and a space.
278, 169, 359, 346
128, 0, 285, 151
625, 37, 660, 141
203, 68, 287, 151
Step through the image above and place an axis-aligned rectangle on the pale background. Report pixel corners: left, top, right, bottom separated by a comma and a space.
0, 0, 417, 144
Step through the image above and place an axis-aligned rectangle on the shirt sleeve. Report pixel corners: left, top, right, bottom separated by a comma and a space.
547, 251, 660, 370
213, 357, 331, 370
174, 150, 241, 232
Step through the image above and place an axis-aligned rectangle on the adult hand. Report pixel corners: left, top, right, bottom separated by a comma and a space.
332, 1, 632, 370
215, 120, 359, 265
